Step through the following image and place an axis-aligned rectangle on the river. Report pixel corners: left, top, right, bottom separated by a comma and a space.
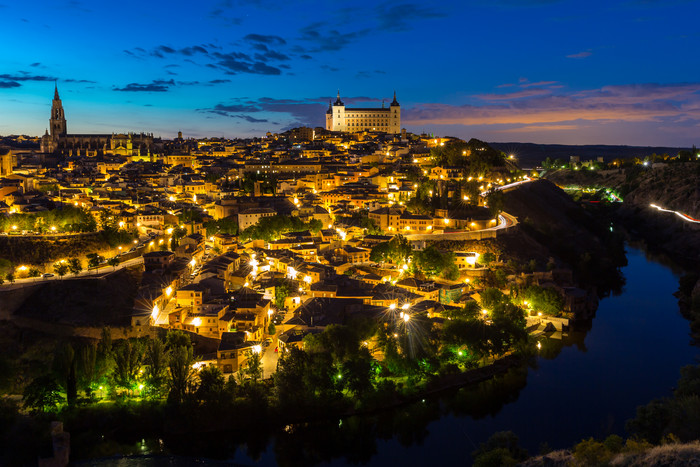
81, 246, 698, 466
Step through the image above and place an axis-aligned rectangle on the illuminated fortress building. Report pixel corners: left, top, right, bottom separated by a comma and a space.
325, 91, 400, 133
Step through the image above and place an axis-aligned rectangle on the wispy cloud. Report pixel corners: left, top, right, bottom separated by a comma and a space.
375, 2, 446, 31
566, 50, 593, 58
244, 33, 287, 45
113, 79, 175, 92
403, 82, 700, 127
298, 22, 370, 52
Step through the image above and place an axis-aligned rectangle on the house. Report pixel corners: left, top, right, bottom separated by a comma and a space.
217, 331, 261, 374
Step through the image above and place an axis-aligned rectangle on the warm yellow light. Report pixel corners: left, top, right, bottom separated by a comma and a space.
50, 226, 56, 231
17, 265, 27, 271
192, 317, 202, 327
165, 286, 172, 297
252, 344, 262, 354
444, 218, 449, 225
151, 304, 159, 319
401, 303, 410, 310
166, 228, 173, 234
169, 196, 175, 202
189, 258, 196, 267
389, 303, 397, 310
12, 225, 17, 230
403, 314, 410, 322
481, 309, 488, 315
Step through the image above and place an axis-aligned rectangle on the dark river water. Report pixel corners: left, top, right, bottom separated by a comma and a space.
82, 246, 698, 466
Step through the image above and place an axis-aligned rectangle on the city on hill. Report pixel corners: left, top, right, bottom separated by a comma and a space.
1, 87, 700, 465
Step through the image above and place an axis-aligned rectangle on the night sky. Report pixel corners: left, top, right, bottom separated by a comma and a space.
1, 0, 699, 145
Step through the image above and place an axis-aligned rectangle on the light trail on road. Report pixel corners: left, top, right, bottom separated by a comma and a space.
649, 203, 700, 224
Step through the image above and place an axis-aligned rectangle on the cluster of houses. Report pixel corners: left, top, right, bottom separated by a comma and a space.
0, 128, 587, 376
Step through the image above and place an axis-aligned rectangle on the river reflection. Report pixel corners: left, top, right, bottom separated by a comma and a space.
81, 247, 698, 466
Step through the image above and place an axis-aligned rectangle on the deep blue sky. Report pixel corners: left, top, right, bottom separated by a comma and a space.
1, 0, 700, 145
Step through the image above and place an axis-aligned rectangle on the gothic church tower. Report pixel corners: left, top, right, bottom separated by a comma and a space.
50, 83, 67, 139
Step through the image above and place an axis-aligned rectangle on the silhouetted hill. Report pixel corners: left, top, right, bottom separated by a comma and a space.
490, 142, 689, 169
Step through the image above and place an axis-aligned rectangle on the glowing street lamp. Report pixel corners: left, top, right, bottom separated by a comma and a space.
403, 314, 410, 323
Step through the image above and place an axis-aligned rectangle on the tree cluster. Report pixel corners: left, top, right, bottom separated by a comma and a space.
241, 215, 322, 242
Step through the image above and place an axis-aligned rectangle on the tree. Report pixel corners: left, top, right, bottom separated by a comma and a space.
274, 346, 311, 408
195, 365, 227, 404
108, 256, 120, 270
268, 322, 276, 335
471, 431, 528, 467
53, 262, 69, 278
480, 252, 497, 267
87, 253, 103, 271
23, 376, 62, 413
53, 343, 77, 405
275, 284, 290, 310
443, 300, 480, 321
77, 343, 98, 399
370, 235, 412, 265
5, 273, 14, 284
168, 345, 195, 404
520, 285, 564, 316
165, 329, 191, 350
28, 268, 40, 278
144, 338, 168, 398
67, 257, 82, 275
480, 288, 509, 312
112, 340, 143, 392
340, 347, 374, 397
239, 352, 263, 383
486, 189, 505, 217
413, 246, 459, 279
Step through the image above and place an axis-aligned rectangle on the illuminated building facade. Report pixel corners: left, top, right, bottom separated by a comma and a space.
326, 91, 400, 133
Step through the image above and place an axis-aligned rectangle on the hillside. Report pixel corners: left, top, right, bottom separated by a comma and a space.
546, 163, 700, 269
501, 179, 626, 292
490, 142, 688, 169
9, 268, 141, 327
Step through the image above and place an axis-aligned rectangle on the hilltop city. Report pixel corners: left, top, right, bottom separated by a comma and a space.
4, 84, 695, 463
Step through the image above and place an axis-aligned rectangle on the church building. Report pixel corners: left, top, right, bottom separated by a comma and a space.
40, 84, 157, 158
325, 91, 400, 133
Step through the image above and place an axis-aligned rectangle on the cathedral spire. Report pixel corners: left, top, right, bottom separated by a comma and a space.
54, 81, 59, 100
390, 90, 399, 106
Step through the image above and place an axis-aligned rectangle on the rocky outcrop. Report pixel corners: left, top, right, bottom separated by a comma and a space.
520, 442, 700, 466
